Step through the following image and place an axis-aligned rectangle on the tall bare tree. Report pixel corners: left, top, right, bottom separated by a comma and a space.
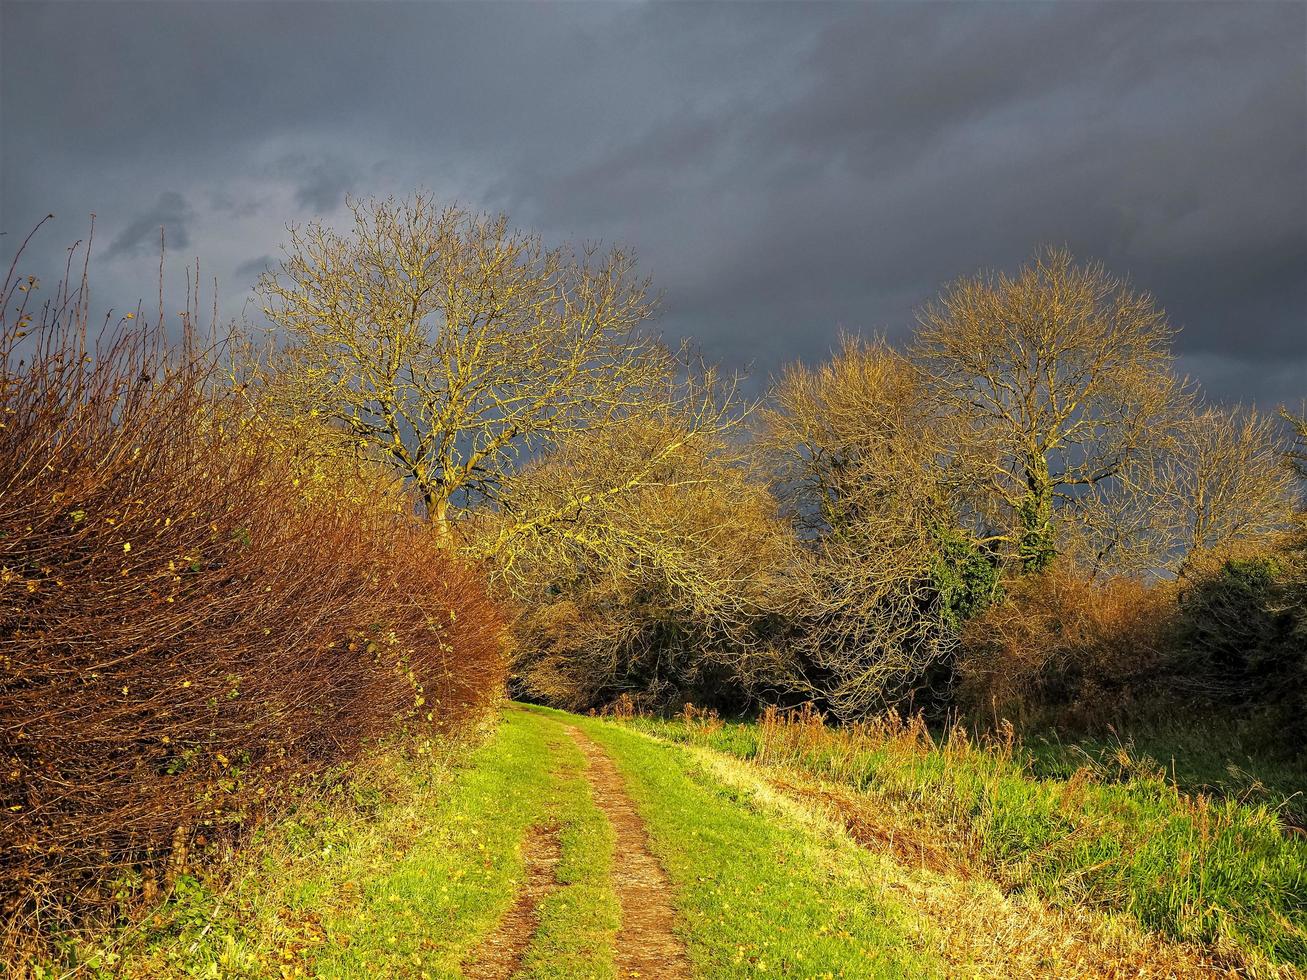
758, 336, 986, 717
913, 248, 1189, 573
1283, 406, 1307, 482
1073, 406, 1299, 577
258, 193, 704, 543
484, 410, 801, 711
759, 335, 942, 532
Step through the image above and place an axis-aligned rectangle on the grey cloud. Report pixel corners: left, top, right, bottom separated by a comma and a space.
233, 255, 273, 285
106, 192, 194, 259
500, 2, 1305, 392
272, 154, 357, 213
210, 192, 262, 220
2, 1, 1303, 408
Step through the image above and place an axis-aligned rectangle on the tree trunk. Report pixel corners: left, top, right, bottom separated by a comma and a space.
1018, 458, 1056, 574
425, 489, 453, 547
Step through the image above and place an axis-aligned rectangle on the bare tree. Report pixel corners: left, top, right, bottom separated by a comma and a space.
758, 335, 942, 530
913, 248, 1189, 573
484, 407, 802, 711
258, 193, 704, 543
1073, 406, 1298, 577
758, 336, 984, 717
1154, 407, 1297, 571
1282, 406, 1307, 482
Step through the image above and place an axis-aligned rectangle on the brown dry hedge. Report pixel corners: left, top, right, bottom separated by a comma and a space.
957, 564, 1173, 728
0, 237, 504, 960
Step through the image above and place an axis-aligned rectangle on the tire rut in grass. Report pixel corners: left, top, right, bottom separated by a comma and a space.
566, 726, 691, 980
463, 823, 562, 980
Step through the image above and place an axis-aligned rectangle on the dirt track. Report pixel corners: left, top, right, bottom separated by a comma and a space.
567, 726, 691, 980
463, 824, 562, 979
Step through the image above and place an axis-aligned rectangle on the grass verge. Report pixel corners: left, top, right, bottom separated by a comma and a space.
55, 709, 617, 980
616, 707, 1307, 974
49, 703, 1291, 978
1025, 716, 1307, 828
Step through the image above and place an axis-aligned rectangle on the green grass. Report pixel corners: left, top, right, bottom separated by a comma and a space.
515, 731, 619, 980
526, 705, 945, 978
95, 703, 951, 978
68, 709, 618, 979
301, 711, 615, 979
619, 710, 1307, 973
1025, 715, 1307, 827
63, 703, 1300, 978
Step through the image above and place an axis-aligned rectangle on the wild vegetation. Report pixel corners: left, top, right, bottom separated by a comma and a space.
253, 194, 738, 548
480, 236, 1301, 731
57, 705, 1306, 978
3, 196, 1303, 975
217, 198, 1305, 731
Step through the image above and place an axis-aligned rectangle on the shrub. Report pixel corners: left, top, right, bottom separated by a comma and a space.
0, 246, 504, 962
956, 565, 1174, 728
1172, 529, 1307, 740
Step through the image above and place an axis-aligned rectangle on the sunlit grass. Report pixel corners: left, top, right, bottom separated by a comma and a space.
527, 705, 948, 978
75, 710, 617, 979
621, 707, 1307, 972
1026, 716, 1307, 827
57, 703, 1305, 979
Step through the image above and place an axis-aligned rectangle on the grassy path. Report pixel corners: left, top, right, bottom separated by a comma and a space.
463, 823, 563, 978
551, 708, 943, 978
94, 704, 1290, 979
564, 724, 691, 978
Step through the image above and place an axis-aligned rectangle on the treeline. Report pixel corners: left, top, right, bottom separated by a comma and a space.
234, 195, 1303, 737
0, 221, 503, 962
505, 303, 1305, 732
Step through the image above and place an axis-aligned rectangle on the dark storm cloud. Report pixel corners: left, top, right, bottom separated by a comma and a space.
2, 1, 1303, 406
232, 255, 274, 285
106, 191, 194, 259
272, 153, 358, 212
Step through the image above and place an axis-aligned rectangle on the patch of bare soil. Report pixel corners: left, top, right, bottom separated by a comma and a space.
463, 824, 562, 980
567, 726, 691, 980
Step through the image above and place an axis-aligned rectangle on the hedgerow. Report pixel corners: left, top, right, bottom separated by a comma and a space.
0, 233, 504, 963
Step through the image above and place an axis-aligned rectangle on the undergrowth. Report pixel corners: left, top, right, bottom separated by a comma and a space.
0, 221, 504, 968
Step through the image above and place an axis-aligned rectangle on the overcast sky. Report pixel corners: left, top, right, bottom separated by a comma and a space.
3, 1, 1304, 406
